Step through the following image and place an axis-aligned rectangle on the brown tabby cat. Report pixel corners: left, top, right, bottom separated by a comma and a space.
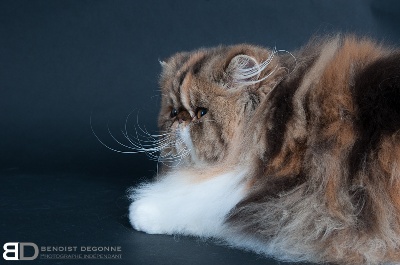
127, 35, 400, 265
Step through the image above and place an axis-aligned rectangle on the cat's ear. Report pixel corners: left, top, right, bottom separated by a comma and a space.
225, 54, 261, 88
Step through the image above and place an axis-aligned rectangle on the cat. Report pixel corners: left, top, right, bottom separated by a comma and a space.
127, 35, 400, 265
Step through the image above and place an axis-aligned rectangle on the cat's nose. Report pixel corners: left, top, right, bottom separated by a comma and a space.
178, 117, 191, 124
176, 110, 191, 124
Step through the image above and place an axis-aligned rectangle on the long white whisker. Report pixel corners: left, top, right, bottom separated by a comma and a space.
277, 49, 297, 74
92, 109, 193, 166
232, 47, 278, 86
107, 124, 139, 151
90, 116, 146, 154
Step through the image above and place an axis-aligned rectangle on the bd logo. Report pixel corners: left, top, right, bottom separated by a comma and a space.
3, 242, 39, 261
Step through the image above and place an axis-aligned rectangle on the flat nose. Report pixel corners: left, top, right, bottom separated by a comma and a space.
176, 110, 191, 124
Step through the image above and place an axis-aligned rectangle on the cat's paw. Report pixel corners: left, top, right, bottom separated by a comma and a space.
129, 200, 165, 234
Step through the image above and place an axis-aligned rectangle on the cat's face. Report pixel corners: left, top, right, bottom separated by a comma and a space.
157, 45, 282, 167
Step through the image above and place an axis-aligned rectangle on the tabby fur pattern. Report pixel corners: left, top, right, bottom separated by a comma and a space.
128, 35, 400, 265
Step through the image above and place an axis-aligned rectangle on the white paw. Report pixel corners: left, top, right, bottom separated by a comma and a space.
129, 200, 165, 234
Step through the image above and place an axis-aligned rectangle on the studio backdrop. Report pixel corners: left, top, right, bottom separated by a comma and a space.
1, 1, 400, 264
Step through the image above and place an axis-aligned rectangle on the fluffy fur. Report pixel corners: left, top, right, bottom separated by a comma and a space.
127, 35, 400, 265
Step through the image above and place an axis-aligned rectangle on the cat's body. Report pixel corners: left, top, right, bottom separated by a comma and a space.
128, 35, 400, 265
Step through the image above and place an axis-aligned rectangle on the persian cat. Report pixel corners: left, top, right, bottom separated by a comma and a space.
126, 35, 400, 265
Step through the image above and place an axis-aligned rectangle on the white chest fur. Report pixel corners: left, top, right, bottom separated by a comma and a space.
129, 168, 247, 237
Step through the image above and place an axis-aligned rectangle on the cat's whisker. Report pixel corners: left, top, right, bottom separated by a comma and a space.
117, 129, 165, 153
234, 47, 298, 87
122, 112, 145, 150
164, 152, 187, 167
232, 47, 279, 86
107, 125, 142, 151
253, 64, 279, 84
177, 150, 191, 165
90, 115, 148, 154
157, 155, 183, 165
122, 130, 155, 151
124, 123, 191, 164
175, 146, 189, 157
160, 147, 177, 158
136, 122, 160, 140
124, 112, 165, 151
91, 121, 147, 155
124, 134, 167, 148
277, 49, 298, 75
236, 47, 277, 79
130, 123, 170, 152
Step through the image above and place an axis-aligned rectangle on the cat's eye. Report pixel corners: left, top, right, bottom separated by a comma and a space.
170, 108, 178, 118
196, 108, 208, 119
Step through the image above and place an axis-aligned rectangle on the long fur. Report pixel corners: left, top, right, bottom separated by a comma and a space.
125, 35, 400, 265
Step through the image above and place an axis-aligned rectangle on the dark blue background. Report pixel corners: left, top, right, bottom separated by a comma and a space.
1, 0, 399, 264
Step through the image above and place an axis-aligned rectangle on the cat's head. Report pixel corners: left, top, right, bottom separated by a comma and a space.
157, 45, 285, 167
